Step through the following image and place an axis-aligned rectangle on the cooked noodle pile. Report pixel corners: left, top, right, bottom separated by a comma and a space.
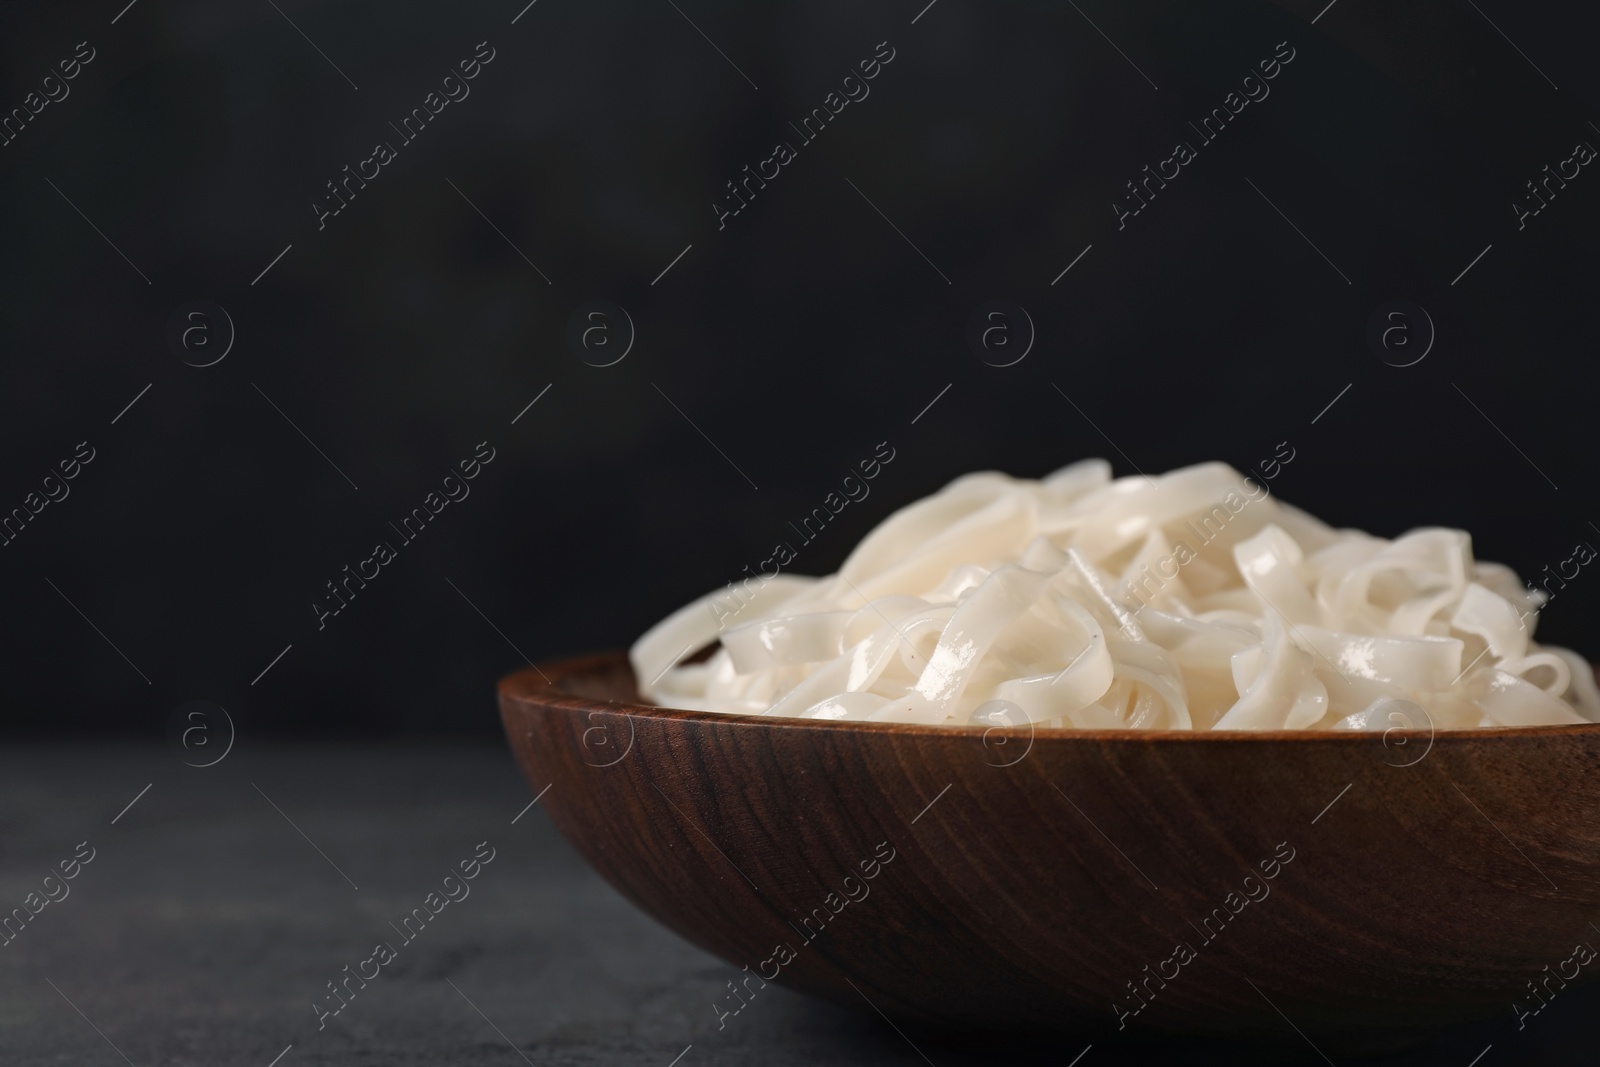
631, 461, 1598, 730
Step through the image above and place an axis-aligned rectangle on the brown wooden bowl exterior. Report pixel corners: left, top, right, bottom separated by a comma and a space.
499, 652, 1600, 1051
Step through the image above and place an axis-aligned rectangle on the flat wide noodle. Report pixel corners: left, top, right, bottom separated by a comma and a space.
630, 462, 1598, 731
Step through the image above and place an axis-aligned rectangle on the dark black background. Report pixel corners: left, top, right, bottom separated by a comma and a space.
1, 0, 1596, 740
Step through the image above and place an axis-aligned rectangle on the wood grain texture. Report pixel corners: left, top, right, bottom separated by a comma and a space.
499, 653, 1600, 1053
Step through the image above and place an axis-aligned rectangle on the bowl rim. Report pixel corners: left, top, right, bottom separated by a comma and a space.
500, 653, 1600, 744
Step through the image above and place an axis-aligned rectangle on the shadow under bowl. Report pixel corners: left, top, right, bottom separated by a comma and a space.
499, 652, 1600, 1055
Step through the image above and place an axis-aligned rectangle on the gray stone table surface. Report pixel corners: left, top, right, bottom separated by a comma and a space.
0, 745, 1593, 1066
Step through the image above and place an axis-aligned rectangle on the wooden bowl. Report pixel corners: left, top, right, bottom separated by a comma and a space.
499, 652, 1600, 1054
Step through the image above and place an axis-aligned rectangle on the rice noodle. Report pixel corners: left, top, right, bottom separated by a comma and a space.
631, 461, 1598, 730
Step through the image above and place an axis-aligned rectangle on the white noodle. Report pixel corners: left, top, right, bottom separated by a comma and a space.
630, 461, 1596, 730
